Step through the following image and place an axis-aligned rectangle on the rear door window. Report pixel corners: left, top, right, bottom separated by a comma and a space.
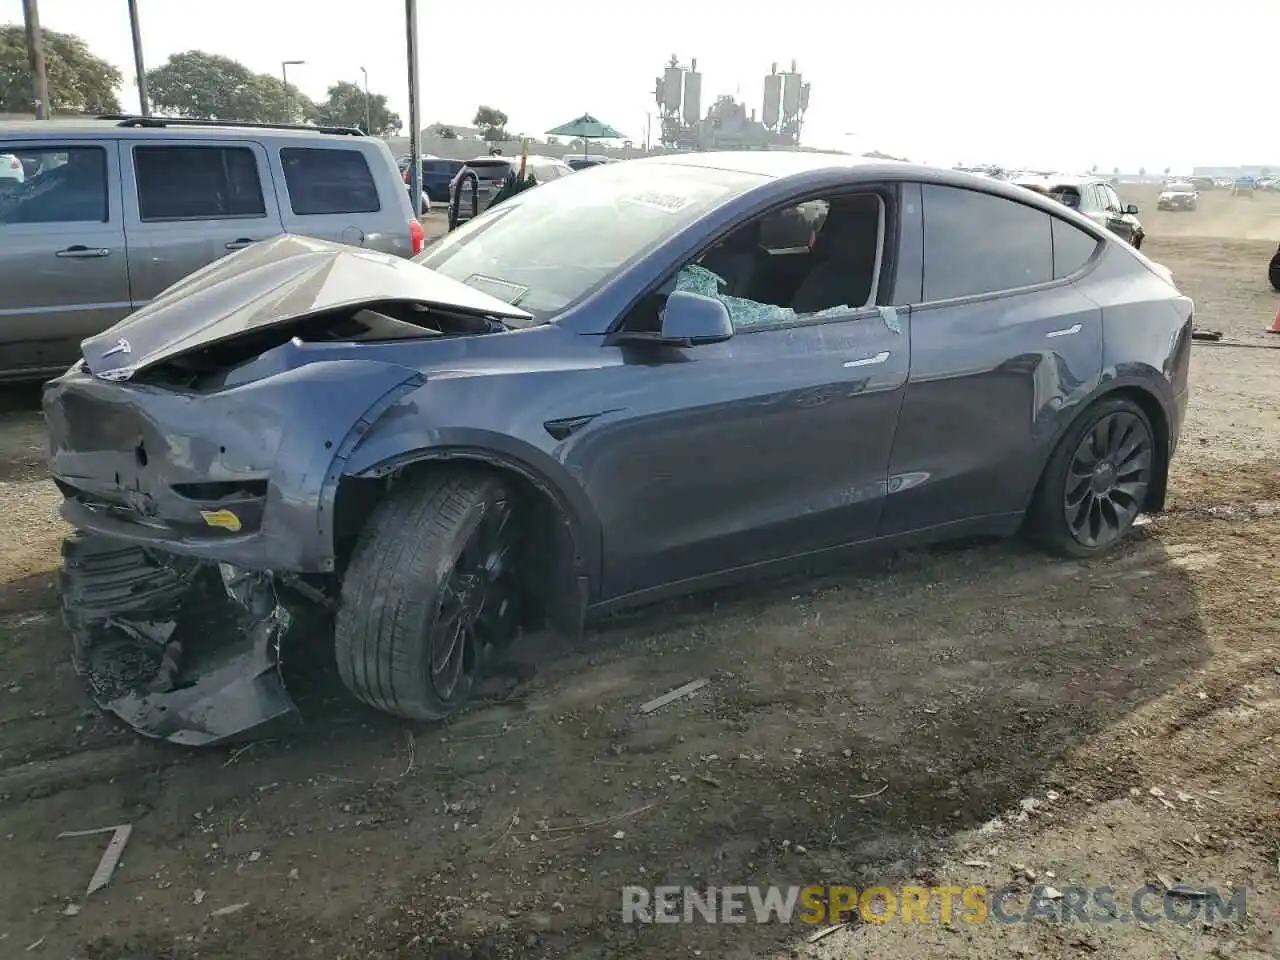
279, 147, 380, 215
134, 145, 265, 221
0, 145, 109, 224
921, 184, 1053, 301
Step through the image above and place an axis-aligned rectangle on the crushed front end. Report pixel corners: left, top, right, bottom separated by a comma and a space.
44, 359, 422, 746
60, 535, 300, 746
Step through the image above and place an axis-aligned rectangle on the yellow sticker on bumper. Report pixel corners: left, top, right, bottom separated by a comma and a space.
199, 509, 242, 532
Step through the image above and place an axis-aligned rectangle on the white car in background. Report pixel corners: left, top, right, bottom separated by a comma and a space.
1157, 181, 1198, 211
0, 153, 25, 187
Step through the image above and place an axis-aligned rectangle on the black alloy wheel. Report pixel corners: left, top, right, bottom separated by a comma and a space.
336, 472, 522, 721
428, 496, 519, 702
1062, 410, 1152, 550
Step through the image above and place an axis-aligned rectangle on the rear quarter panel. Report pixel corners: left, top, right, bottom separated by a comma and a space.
1077, 241, 1193, 447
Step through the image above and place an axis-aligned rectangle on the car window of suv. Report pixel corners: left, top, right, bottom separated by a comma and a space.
920, 184, 1053, 301
1104, 185, 1124, 212
279, 147, 380, 216
134, 145, 265, 221
0, 146, 108, 224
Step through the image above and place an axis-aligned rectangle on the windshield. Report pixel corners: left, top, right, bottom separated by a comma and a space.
415, 161, 766, 318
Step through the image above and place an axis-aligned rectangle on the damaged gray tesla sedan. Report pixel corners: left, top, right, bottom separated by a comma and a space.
44, 152, 1193, 745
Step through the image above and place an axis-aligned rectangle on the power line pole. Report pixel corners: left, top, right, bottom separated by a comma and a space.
405, 0, 422, 216
21, 0, 50, 119
127, 0, 150, 115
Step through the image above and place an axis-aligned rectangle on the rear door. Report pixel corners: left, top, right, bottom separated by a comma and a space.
0, 140, 130, 375
122, 139, 284, 304
879, 183, 1103, 535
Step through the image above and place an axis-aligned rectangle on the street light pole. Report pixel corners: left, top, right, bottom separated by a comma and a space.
405, 0, 422, 215
21, 0, 49, 120
359, 65, 370, 134
281, 59, 304, 122
127, 0, 149, 115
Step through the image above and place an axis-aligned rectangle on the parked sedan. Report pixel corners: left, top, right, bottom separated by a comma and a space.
44, 153, 1193, 745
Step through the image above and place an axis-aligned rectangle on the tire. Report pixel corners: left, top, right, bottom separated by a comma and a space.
335, 470, 521, 721
1269, 252, 1280, 292
1132, 232, 1143, 250
1028, 397, 1157, 559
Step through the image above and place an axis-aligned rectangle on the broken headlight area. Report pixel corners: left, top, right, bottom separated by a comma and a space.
59, 533, 324, 746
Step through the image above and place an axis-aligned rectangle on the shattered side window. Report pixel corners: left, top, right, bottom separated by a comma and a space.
673, 264, 850, 332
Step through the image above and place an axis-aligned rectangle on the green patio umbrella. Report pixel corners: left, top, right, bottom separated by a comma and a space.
545, 114, 626, 158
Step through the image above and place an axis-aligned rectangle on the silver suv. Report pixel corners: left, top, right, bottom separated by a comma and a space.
0, 115, 423, 382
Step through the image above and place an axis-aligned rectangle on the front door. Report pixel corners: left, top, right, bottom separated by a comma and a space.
121, 139, 284, 304
0, 140, 130, 376
577, 312, 910, 601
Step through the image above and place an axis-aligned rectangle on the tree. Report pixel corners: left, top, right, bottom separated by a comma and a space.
315, 81, 399, 135
1261, 167, 1272, 178
1090, 164, 1098, 174
1138, 167, 1147, 177
473, 105, 508, 141
1163, 167, 1171, 176
1112, 166, 1120, 175
147, 51, 315, 123
0, 24, 121, 114
430, 123, 458, 139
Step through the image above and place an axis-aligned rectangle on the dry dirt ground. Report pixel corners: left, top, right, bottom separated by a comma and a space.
1, 188, 1278, 960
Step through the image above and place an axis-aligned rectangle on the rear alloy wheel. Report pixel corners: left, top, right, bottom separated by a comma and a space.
1269, 252, 1280, 292
1030, 398, 1155, 558
335, 471, 521, 720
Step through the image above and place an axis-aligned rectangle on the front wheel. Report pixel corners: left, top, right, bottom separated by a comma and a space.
335, 471, 521, 721
1132, 232, 1144, 250
1269, 252, 1280, 292
1028, 398, 1156, 559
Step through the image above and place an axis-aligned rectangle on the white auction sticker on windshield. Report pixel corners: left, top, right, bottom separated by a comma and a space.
622, 191, 692, 213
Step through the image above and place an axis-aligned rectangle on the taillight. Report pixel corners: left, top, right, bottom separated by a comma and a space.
403, 170, 410, 183
7, 157, 18, 169
409, 219, 424, 255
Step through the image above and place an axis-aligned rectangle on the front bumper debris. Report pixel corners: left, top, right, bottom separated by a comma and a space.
60, 533, 302, 746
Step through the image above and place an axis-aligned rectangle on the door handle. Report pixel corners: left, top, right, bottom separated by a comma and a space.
1046, 323, 1083, 338
224, 238, 257, 250
56, 245, 110, 258
843, 350, 891, 368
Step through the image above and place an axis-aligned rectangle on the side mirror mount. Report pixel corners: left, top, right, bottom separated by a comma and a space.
1125, 204, 1140, 215
613, 291, 735, 347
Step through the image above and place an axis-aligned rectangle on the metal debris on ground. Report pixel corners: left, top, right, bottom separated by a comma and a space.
806, 922, 850, 943
57, 823, 133, 898
1191, 329, 1224, 341
638, 679, 709, 714
209, 902, 251, 918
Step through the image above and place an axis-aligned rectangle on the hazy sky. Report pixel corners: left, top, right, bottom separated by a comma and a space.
2, 0, 1272, 172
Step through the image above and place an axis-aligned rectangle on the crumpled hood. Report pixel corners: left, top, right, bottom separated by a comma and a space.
81, 234, 533, 381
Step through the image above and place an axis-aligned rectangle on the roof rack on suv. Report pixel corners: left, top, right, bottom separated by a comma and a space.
96, 114, 365, 136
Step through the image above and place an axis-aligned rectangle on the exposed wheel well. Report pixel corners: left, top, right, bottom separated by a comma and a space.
333, 458, 581, 632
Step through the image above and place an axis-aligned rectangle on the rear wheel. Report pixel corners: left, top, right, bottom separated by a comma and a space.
335, 471, 521, 720
1029, 398, 1156, 558
1269, 252, 1280, 292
